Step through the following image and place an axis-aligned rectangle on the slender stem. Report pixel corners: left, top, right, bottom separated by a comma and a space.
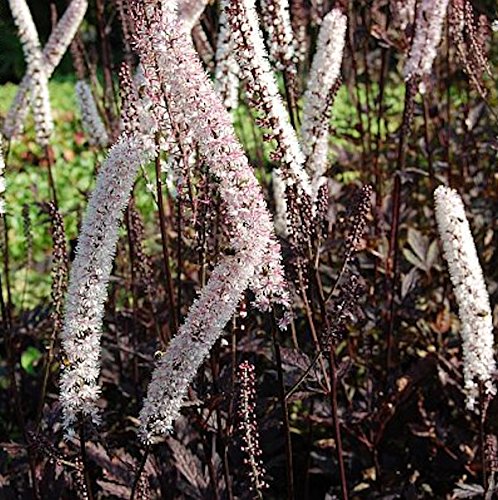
271, 314, 294, 500
328, 347, 348, 500
45, 144, 59, 209
79, 416, 94, 500
385, 81, 415, 371
154, 136, 177, 341
130, 445, 150, 500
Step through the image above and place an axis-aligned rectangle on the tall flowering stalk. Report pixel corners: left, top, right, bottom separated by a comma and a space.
260, 0, 296, 74
7, 0, 53, 146
404, 0, 450, 81
59, 78, 157, 432
75, 80, 109, 148
237, 361, 268, 496
434, 186, 496, 410
133, 0, 290, 443
301, 8, 347, 189
225, 0, 311, 197
4, 0, 87, 139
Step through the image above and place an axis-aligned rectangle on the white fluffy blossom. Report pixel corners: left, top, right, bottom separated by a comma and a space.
60, 123, 156, 432
134, 0, 290, 443
4, 0, 87, 139
8, 0, 53, 146
75, 80, 109, 148
260, 0, 296, 71
227, 0, 311, 197
214, 1, 239, 110
434, 186, 496, 410
301, 8, 347, 189
404, 0, 449, 81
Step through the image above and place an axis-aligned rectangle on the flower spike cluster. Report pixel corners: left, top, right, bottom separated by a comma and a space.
301, 8, 347, 188
404, 0, 450, 81
75, 80, 109, 148
434, 186, 496, 410
59, 78, 157, 433
4, 0, 87, 139
133, 0, 290, 443
7, 0, 53, 147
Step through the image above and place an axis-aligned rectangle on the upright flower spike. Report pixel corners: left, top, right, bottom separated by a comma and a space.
133, 0, 290, 442
434, 186, 496, 410
75, 80, 109, 148
301, 8, 347, 189
7, 0, 53, 146
404, 0, 450, 81
225, 0, 311, 198
4, 0, 87, 139
260, 0, 296, 74
59, 77, 157, 433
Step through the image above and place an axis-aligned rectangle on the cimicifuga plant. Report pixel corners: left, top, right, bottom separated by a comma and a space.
434, 186, 496, 411
4, 0, 87, 140
75, 80, 109, 148
59, 71, 157, 433
132, 0, 290, 443
7, 0, 53, 147
301, 7, 347, 190
404, 0, 450, 82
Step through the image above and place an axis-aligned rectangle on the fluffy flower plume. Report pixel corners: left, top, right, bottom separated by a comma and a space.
133, 0, 290, 443
75, 80, 109, 148
60, 79, 156, 432
404, 0, 450, 81
301, 8, 346, 187
8, 0, 53, 146
214, 1, 240, 110
434, 186, 496, 410
226, 0, 311, 197
260, 0, 296, 73
4, 0, 87, 139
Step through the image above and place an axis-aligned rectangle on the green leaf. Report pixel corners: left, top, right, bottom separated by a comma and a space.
21, 347, 43, 376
